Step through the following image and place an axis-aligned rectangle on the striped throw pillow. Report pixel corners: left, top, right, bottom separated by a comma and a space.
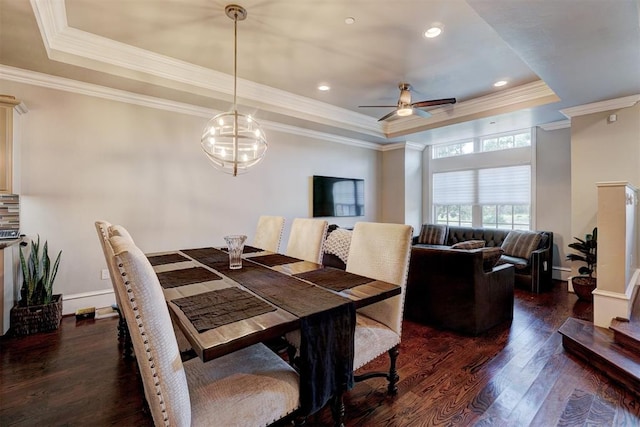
501, 230, 542, 260
417, 224, 448, 245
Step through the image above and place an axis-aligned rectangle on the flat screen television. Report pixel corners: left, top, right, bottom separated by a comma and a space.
313, 175, 364, 217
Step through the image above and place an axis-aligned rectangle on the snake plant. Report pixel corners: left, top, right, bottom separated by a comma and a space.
19, 236, 62, 306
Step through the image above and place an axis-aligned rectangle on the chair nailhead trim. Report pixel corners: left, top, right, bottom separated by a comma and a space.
114, 255, 169, 425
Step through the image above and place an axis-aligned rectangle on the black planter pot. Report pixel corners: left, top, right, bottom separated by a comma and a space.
572, 277, 596, 302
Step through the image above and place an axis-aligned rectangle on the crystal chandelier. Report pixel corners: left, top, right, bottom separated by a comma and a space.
201, 4, 267, 176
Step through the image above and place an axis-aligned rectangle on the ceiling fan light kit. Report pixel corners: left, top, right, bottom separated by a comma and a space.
359, 82, 457, 122
200, 4, 268, 177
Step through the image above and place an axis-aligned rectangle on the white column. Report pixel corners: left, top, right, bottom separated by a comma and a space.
593, 181, 639, 327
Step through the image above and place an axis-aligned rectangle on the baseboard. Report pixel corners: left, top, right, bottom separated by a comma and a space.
592, 269, 639, 328
553, 266, 571, 282
62, 289, 116, 315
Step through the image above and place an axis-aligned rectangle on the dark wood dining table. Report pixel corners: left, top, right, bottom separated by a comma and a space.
148, 245, 400, 360
146, 245, 401, 418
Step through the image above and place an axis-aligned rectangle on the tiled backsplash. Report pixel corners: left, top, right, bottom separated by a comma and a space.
0, 194, 19, 232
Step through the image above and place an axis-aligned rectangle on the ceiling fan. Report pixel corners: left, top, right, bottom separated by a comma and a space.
359, 83, 456, 122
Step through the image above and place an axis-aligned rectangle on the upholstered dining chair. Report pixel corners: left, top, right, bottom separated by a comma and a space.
108, 235, 301, 427
285, 222, 413, 396
285, 218, 328, 263
96, 222, 192, 357
253, 215, 285, 252
95, 220, 131, 355
346, 222, 413, 394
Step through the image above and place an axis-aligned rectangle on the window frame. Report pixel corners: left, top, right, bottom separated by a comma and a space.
428, 128, 536, 230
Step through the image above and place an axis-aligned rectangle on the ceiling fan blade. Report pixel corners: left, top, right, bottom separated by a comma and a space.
413, 108, 432, 119
377, 110, 398, 122
412, 98, 457, 108
358, 105, 397, 108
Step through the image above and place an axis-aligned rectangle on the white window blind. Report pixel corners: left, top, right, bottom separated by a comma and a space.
478, 165, 530, 204
433, 170, 475, 204
433, 165, 530, 205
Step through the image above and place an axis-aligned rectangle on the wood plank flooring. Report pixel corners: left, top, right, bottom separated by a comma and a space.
2, 280, 639, 426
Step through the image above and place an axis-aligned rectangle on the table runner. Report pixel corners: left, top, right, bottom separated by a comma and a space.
249, 253, 303, 267
156, 267, 222, 289
172, 287, 275, 332
293, 267, 374, 291
147, 252, 189, 266
180, 246, 354, 415
182, 248, 345, 316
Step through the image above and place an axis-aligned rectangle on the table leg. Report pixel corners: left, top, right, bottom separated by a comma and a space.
330, 389, 345, 427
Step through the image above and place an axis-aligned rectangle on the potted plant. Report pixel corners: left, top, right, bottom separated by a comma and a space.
567, 227, 597, 301
9, 236, 63, 336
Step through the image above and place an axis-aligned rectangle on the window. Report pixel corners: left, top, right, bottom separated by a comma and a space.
435, 205, 472, 226
481, 131, 531, 152
430, 129, 534, 230
432, 140, 474, 159
431, 130, 531, 159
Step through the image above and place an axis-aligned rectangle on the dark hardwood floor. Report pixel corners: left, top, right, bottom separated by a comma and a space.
2, 280, 639, 426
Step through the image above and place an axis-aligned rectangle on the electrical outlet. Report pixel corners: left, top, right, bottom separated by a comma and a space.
101, 269, 110, 280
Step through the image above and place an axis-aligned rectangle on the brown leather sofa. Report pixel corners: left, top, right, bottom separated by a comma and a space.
404, 246, 515, 335
413, 225, 554, 293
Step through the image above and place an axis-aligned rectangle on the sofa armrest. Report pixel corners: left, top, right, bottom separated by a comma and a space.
527, 231, 553, 293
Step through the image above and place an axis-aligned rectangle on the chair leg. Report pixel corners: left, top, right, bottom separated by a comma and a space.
386, 345, 400, 395
113, 304, 134, 359
112, 304, 125, 339
122, 325, 134, 359
353, 345, 400, 396
286, 343, 298, 367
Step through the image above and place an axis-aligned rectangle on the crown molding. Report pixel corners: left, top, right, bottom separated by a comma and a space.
0, 65, 384, 151
383, 80, 559, 138
30, 0, 384, 139
377, 141, 427, 152
537, 119, 571, 131
560, 94, 640, 118
406, 141, 427, 151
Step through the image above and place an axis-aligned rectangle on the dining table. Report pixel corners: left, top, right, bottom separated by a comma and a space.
146, 244, 401, 419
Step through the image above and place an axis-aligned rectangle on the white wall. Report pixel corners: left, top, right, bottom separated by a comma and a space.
536, 126, 572, 278
381, 148, 405, 223
571, 103, 640, 276
3, 81, 381, 312
404, 146, 423, 233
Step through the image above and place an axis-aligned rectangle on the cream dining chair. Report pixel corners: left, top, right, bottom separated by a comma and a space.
346, 221, 413, 394
285, 221, 413, 396
108, 235, 301, 427
95, 221, 192, 356
253, 215, 285, 252
285, 218, 328, 263
94, 220, 131, 355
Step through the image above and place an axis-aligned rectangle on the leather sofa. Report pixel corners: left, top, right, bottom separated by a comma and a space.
404, 246, 515, 335
413, 225, 554, 293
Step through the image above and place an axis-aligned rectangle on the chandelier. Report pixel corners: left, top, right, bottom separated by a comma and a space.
200, 4, 267, 176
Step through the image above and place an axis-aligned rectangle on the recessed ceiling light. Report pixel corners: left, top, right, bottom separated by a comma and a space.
318, 84, 330, 91
345, 17, 355, 25
424, 26, 442, 38
494, 80, 508, 87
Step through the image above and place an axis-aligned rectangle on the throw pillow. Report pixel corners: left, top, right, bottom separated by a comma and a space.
501, 230, 542, 260
482, 247, 504, 272
323, 228, 352, 264
417, 224, 448, 245
451, 240, 485, 250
